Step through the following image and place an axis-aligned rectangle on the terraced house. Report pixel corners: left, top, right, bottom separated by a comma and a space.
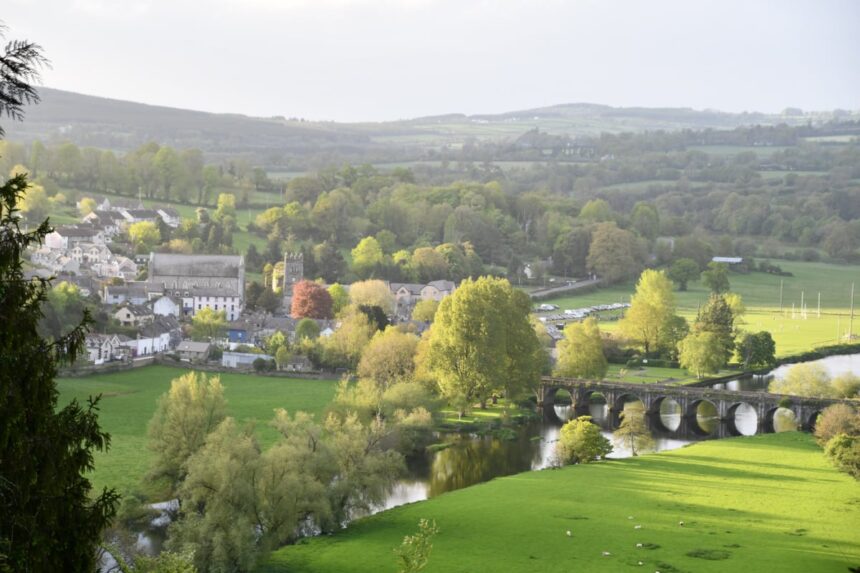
146, 253, 245, 320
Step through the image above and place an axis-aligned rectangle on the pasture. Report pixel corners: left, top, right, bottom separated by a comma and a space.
57, 366, 338, 495
263, 432, 860, 573
539, 260, 860, 357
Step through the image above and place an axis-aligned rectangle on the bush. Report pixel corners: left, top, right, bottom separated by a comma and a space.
555, 416, 612, 465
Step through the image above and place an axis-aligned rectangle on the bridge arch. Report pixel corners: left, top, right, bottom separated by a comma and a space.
763, 406, 798, 433
649, 396, 682, 433
686, 399, 719, 436
802, 410, 822, 432
611, 393, 647, 429
541, 386, 570, 423
725, 402, 758, 436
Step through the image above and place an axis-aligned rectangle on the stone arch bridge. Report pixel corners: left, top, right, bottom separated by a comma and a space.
539, 377, 854, 438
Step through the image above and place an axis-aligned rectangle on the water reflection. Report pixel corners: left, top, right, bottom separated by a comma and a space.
732, 403, 757, 436
772, 407, 797, 433
658, 398, 681, 432
694, 401, 719, 435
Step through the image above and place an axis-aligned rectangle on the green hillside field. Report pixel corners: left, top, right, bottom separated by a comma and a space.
263, 433, 860, 573
57, 366, 338, 495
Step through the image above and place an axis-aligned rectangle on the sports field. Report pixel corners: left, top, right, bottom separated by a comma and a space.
263, 433, 860, 573
539, 260, 860, 356
57, 366, 338, 494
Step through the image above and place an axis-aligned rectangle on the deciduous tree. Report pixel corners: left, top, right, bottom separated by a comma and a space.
349, 279, 395, 315
291, 280, 334, 319
678, 331, 724, 378
586, 222, 640, 284
667, 258, 699, 291
427, 277, 542, 411
357, 327, 419, 389
554, 317, 607, 379
620, 269, 677, 357
613, 404, 655, 456
190, 307, 226, 341
146, 372, 227, 492
555, 416, 612, 465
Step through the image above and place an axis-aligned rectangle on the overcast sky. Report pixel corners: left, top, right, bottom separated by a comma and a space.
4, 0, 859, 122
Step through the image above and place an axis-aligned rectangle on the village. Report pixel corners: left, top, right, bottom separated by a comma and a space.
24, 197, 466, 373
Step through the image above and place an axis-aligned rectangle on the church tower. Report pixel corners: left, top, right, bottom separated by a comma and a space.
282, 252, 304, 308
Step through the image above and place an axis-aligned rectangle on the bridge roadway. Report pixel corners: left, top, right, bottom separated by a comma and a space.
538, 376, 855, 438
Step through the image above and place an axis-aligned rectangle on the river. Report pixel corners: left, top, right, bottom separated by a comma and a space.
382, 353, 860, 512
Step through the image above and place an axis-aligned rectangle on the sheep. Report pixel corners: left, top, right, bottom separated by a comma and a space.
566, 530, 572, 537
601, 551, 612, 557
634, 524, 642, 529
678, 520, 685, 526
636, 543, 643, 548
628, 515, 634, 520
637, 562, 644, 566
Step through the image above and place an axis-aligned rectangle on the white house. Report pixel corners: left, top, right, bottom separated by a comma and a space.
421, 280, 456, 301
157, 208, 181, 228
222, 351, 273, 369
45, 226, 105, 249
119, 208, 160, 225
114, 304, 154, 327
120, 317, 179, 357
151, 295, 181, 318
85, 334, 128, 364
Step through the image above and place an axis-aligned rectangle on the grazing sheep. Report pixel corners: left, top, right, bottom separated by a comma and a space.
628, 516, 634, 520
602, 551, 612, 557
638, 561, 644, 566
566, 530, 572, 537
636, 543, 643, 548
634, 525, 642, 529
679, 521, 685, 526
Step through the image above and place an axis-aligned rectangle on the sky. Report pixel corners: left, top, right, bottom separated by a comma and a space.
4, 0, 859, 122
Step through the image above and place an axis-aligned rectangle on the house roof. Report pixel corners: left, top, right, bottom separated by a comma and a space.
426, 280, 455, 291
149, 253, 243, 279
177, 340, 211, 353
125, 209, 160, 219
53, 226, 99, 237
390, 282, 425, 295
117, 304, 152, 317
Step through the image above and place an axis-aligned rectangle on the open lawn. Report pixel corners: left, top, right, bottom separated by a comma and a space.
263, 433, 860, 573
539, 260, 860, 357
57, 365, 338, 495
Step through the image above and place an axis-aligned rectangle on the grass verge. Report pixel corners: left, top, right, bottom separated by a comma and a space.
263, 433, 860, 573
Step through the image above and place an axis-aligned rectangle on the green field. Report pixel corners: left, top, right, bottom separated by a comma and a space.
538, 260, 860, 357
263, 433, 860, 573
57, 366, 338, 495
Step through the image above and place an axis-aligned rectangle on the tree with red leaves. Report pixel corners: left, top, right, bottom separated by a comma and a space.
290, 280, 334, 319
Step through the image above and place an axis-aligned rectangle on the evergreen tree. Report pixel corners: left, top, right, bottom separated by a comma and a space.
0, 26, 119, 571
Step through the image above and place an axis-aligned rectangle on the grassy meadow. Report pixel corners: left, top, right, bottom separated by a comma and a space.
539, 260, 860, 357
263, 433, 860, 573
57, 366, 338, 495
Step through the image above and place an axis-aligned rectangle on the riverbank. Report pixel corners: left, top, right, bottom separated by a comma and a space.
262, 433, 860, 573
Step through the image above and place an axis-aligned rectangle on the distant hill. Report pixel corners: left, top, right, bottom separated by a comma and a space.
3, 88, 376, 158
4, 88, 852, 161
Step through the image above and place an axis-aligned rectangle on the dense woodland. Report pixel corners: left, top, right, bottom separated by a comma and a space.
4, 121, 860, 288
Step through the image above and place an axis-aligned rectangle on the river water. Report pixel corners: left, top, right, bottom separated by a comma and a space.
382, 353, 860, 512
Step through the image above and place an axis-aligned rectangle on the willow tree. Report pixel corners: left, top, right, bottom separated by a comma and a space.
427, 277, 542, 412
0, 23, 118, 570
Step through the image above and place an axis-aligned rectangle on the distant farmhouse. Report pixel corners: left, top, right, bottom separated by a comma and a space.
146, 253, 245, 320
